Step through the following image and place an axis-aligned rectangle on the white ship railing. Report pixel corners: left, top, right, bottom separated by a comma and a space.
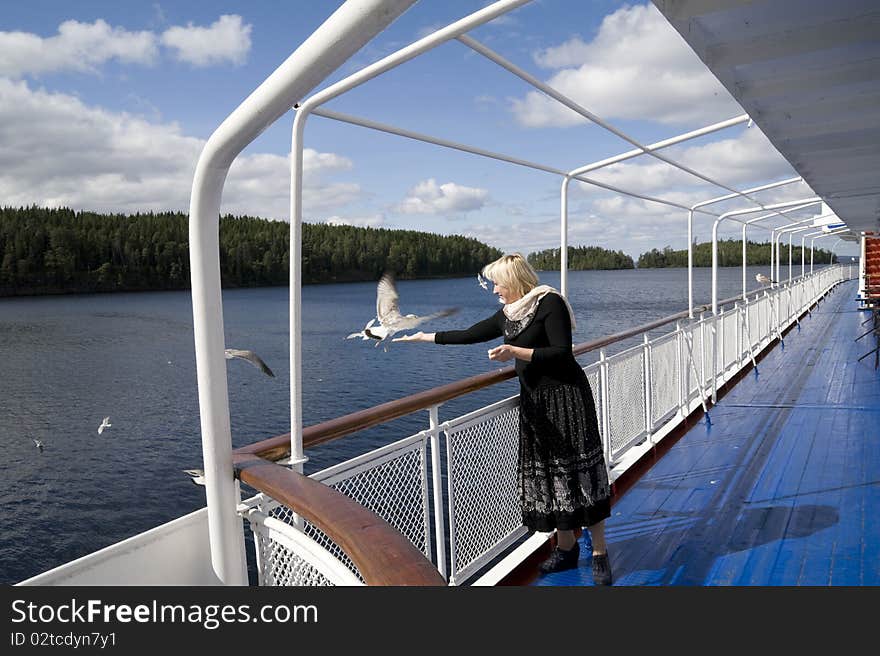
241, 264, 852, 586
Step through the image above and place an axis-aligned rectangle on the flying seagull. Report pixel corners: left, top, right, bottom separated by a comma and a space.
183, 469, 206, 486
98, 417, 111, 434
477, 273, 489, 290
367, 272, 458, 351
224, 348, 275, 377
32, 438, 44, 452
346, 317, 388, 342
755, 273, 776, 285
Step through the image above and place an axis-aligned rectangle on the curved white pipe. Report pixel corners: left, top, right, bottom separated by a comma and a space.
188, 0, 417, 585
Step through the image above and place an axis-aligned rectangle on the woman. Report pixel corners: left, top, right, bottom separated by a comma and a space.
394, 253, 612, 584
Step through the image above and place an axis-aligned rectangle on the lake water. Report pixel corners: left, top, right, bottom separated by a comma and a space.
0, 265, 812, 584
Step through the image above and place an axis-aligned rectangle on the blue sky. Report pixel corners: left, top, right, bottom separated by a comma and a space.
1, 0, 842, 259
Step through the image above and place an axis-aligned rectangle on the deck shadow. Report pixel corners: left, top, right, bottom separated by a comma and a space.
606, 503, 839, 585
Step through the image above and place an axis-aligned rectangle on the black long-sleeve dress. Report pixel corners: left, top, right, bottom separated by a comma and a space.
435, 292, 611, 531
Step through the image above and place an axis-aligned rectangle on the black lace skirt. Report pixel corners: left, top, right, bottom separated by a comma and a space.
518, 377, 611, 532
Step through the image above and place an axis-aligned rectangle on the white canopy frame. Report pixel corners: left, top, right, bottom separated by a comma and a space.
689, 177, 804, 315
188, 0, 420, 585
288, 0, 807, 468
187, 0, 857, 584
741, 203, 824, 298
709, 198, 832, 313
290, 0, 864, 483
772, 217, 823, 285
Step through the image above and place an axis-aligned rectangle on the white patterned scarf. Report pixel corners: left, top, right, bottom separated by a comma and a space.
502, 284, 577, 332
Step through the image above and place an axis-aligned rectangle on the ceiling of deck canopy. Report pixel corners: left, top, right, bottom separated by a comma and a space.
654, 0, 880, 235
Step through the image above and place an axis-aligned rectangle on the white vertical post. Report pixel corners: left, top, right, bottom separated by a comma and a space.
189, 0, 417, 585
428, 405, 447, 580
773, 232, 782, 284
676, 321, 685, 417
688, 209, 694, 318
801, 235, 806, 278
599, 349, 612, 465
560, 177, 570, 298
699, 312, 706, 399
643, 333, 653, 440
711, 312, 718, 403
742, 224, 748, 300
734, 302, 741, 369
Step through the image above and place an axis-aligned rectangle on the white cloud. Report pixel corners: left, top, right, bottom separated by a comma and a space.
396, 179, 489, 215
161, 15, 251, 67
0, 20, 158, 77
511, 3, 742, 127
0, 78, 360, 220
571, 126, 796, 198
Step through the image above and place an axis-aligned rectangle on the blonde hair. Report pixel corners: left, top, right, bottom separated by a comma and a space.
482, 253, 539, 299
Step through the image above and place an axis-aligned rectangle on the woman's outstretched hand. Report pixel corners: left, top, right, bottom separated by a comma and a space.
392, 331, 435, 343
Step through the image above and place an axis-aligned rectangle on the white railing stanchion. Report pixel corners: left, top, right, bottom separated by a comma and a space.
599, 349, 612, 467
428, 404, 447, 581
676, 321, 685, 418
699, 312, 707, 402
643, 333, 653, 441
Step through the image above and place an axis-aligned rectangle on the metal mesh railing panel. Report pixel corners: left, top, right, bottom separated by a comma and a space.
252, 524, 335, 587
446, 402, 521, 579
681, 323, 703, 401
606, 348, 646, 455
319, 447, 430, 556
778, 288, 792, 326
584, 365, 603, 444
256, 439, 430, 586
650, 334, 679, 424
721, 309, 738, 373
702, 319, 714, 388
749, 297, 766, 351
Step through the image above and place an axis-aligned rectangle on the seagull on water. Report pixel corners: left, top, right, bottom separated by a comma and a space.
183, 469, 206, 486
224, 348, 275, 377
372, 273, 458, 350
755, 273, 776, 286
32, 438, 44, 452
98, 417, 111, 434
477, 273, 489, 290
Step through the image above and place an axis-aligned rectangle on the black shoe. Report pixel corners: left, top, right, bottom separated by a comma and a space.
591, 552, 613, 586
539, 542, 580, 574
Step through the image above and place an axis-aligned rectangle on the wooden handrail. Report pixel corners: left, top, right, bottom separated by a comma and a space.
234, 453, 446, 586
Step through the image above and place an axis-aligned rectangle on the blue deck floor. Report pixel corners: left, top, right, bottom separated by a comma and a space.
536, 280, 880, 586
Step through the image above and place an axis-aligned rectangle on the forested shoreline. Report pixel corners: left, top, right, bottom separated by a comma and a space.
637, 240, 833, 268
528, 245, 635, 270
0, 206, 505, 296
0, 206, 838, 297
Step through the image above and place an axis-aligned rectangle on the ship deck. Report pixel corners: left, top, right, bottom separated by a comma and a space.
535, 279, 880, 586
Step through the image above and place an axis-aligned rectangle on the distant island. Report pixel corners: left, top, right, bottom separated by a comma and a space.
637, 240, 833, 268
528, 245, 634, 270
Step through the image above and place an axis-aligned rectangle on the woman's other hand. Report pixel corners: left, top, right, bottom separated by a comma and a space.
393, 331, 435, 343
488, 344, 533, 362
488, 344, 515, 361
